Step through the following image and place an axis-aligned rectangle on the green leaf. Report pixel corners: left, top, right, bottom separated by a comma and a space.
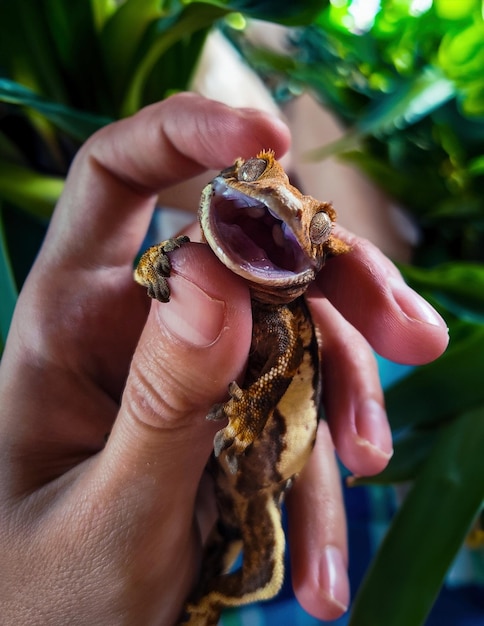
0, 161, 64, 220
91, 0, 118, 30
468, 155, 484, 176
186, 0, 329, 25
400, 261, 484, 317
117, 0, 330, 115
439, 23, 484, 82
43, 0, 94, 69
439, 22, 484, 117
385, 324, 484, 432
349, 405, 484, 626
41, 0, 112, 113
120, 3, 227, 117
350, 428, 435, 486
0, 1, 67, 102
0, 79, 112, 142
0, 206, 18, 349
306, 68, 455, 160
460, 81, 484, 118
100, 0, 167, 107
434, 0, 481, 20
142, 25, 209, 105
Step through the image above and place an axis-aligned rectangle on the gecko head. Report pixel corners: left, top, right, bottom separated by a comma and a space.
199, 151, 339, 303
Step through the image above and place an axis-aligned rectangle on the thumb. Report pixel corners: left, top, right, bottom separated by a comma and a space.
99, 242, 251, 507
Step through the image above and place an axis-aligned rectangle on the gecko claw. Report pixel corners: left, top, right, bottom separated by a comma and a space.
206, 403, 226, 421
214, 429, 241, 474
228, 381, 243, 399
213, 429, 234, 457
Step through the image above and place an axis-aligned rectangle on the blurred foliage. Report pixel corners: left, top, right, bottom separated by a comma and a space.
226, 1, 484, 624
0, 0, 326, 343
228, 0, 484, 265
1, 1, 483, 625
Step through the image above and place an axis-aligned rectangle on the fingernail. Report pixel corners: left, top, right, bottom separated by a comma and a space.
319, 546, 350, 611
156, 274, 226, 347
355, 398, 393, 458
390, 278, 445, 327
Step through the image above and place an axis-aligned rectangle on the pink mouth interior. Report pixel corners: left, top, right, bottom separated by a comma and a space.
209, 182, 311, 278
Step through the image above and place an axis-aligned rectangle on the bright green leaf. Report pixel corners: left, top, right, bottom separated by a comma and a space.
349, 405, 484, 626
460, 81, 484, 118
100, 0, 167, 106
120, 4, 226, 117
91, 0, 118, 30
468, 155, 484, 176
439, 23, 484, 81
0, 161, 64, 220
434, 0, 481, 21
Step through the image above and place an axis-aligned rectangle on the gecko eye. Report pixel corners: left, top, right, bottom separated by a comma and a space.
237, 158, 267, 182
309, 211, 332, 245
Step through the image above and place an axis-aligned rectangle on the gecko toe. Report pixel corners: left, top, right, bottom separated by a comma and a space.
206, 403, 226, 421
148, 278, 170, 302
154, 255, 172, 278
214, 429, 234, 457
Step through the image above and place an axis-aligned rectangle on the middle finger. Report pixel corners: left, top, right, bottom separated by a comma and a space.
307, 286, 393, 477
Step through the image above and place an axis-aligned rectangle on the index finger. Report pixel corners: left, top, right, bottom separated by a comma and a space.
318, 225, 449, 365
44, 93, 291, 269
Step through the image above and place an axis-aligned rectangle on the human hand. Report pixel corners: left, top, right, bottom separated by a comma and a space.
0, 93, 448, 625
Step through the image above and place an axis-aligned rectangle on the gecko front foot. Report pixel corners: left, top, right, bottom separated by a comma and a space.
134, 235, 190, 302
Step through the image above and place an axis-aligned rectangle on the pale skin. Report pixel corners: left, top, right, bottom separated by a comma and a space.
0, 93, 449, 625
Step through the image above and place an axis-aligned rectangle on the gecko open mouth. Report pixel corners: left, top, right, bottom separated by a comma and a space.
203, 178, 313, 282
